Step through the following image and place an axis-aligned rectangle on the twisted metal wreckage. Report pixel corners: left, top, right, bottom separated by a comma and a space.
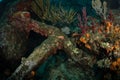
0, 0, 93, 80
2, 11, 93, 80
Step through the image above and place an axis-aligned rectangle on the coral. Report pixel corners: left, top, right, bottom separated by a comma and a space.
80, 20, 119, 52
31, 0, 50, 20
92, 0, 107, 20
110, 58, 120, 71
77, 16, 120, 70
78, 7, 88, 35
76, 9, 120, 79
31, 0, 76, 27
76, 2, 120, 71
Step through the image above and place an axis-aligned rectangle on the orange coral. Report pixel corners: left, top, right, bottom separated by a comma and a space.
31, 71, 36, 77
105, 21, 112, 32
110, 58, 120, 71
106, 21, 112, 27
117, 58, 120, 64
57, 36, 65, 40
98, 28, 102, 33
85, 33, 90, 38
106, 46, 114, 53
80, 37, 87, 44
114, 27, 120, 32
85, 44, 91, 50
110, 61, 118, 70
